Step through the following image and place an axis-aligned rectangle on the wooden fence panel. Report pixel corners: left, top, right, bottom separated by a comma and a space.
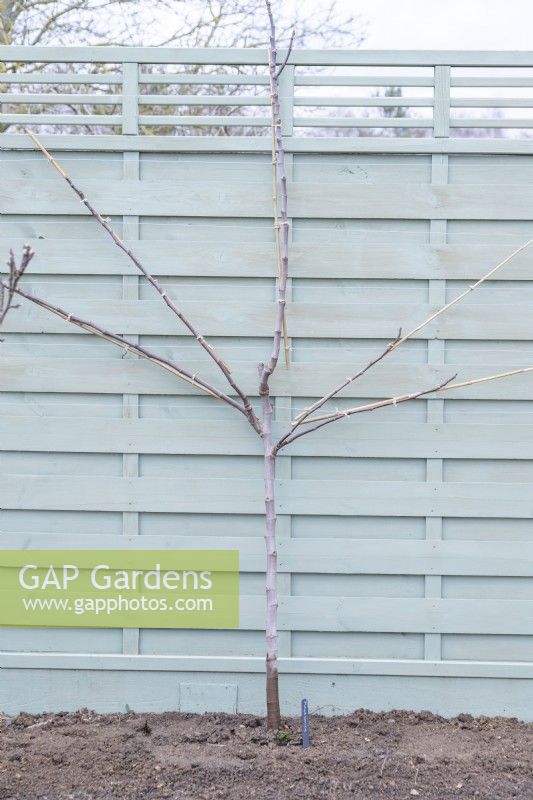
2, 47, 533, 719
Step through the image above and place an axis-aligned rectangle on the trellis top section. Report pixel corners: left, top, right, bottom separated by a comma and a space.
4, 47, 533, 66
2, 47, 533, 145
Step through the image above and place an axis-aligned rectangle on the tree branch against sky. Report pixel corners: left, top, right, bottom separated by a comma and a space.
0, 0, 365, 137
0, 0, 364, 48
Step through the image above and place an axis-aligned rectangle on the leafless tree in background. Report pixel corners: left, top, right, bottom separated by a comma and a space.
0, 0, 363, 48
1, 2, 525, 138
0, 0, 364, 135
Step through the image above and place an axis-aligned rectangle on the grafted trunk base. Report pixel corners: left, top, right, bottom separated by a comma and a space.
266, 661, 281, 729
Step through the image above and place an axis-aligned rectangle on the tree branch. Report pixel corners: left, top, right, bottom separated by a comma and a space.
0, 244, 34, 337
1, 277, 249, 416
275, 366, 533, 451
274, 28, 295, 78
287, 328, 402, 437
260, 0, 290, 395
269, 40, 290, 369
275, 374, 457, 451
24, 129, 262, 434
277, 230, 533, 447
29, 1, 87, 46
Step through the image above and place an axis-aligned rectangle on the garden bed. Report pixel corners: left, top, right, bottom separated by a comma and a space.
1, 707, 532, 799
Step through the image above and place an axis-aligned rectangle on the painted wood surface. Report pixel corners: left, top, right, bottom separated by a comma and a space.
3, 47, 533, 140
2, 239, 533, 279
5, 179, 533, 218
4, 134, 533, 154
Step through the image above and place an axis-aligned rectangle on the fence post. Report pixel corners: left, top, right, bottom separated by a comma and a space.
279, 64, 295, 137
433, 65, 450, 137
121, 58, 141, 656
122, 61, 139, 135
425, 63, 451, 662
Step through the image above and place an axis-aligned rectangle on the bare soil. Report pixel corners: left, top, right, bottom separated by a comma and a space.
1, 708, 532, 799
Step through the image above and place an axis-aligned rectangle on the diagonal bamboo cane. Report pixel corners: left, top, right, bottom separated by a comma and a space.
304, 366, 533, 425
1, 275, 247, 414
290, 234, 533, 432
24, 129, 262, 434
285, 329, 402, 436
276, 367, 533, 451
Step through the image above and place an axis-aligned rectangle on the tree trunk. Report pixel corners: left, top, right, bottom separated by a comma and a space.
261, 387, 281, 729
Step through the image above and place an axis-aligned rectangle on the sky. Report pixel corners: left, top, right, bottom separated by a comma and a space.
347, 0, 533, 50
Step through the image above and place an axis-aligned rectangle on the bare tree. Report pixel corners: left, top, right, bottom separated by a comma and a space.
0, 0, 363, 48
3, 3, 533, 729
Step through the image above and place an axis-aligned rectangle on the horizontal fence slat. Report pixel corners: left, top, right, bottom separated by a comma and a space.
451, 98, 533, 108
0, 114, 122, 125
0, 586, 528, 633
290, 50, 533, 67
3, 652, 533, 679
0, 534, 265, 571
296, 76, 435, 87
138, 95, 269, 106
279, 481, 533, 519
282, 597, 533, 634
3, 47, 533, 66
5, 299, 533, 340
0, 474, 264, 513
293, 97, 433, 107
1, 475, 532, 517
7, 133, 533, 154
1, 94, 123, 105
0, 418, 260, 456
2, 358, 532, 399
280, 539, 533, 576
139, 75, 270, 85
2, 419, 533, 460
6, 179, 533, 218
450, 118, 533, 128
2, 239, 533, 280
295, 117, 433, 128
138, 114, 271, 126
1, 533, 532, 577
0, 46, 272, 64
0, 73, 122, 84
451, 76, 533, 87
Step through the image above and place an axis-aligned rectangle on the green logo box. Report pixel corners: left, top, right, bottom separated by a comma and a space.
0, 550, 239, 629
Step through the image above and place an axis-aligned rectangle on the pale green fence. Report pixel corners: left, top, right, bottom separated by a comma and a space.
2, 48, 533, 718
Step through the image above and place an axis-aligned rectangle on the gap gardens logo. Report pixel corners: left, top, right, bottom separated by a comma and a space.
0, 551, 239, 629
